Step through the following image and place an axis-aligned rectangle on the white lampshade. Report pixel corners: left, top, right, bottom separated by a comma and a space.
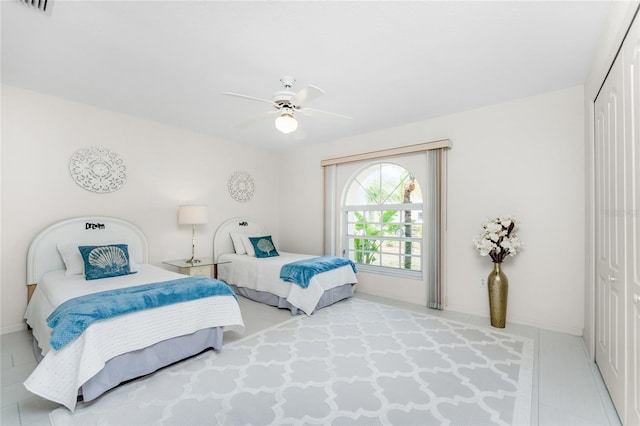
275, 112, 298, 134
178, 205, 208, 225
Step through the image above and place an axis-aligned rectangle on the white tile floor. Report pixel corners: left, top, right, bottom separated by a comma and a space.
1, 293, 622, 426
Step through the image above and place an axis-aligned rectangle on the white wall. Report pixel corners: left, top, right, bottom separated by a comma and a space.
0, 85, 281, 333
280, 86, 586, 335
1, 84, 589, 335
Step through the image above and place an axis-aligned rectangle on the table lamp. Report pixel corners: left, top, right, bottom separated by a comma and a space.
178, 205, 208, 264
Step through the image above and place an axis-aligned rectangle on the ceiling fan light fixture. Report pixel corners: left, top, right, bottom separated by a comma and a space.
224, 76, 347, 136
275, 111, 298, 134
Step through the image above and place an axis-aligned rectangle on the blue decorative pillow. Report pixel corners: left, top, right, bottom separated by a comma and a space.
78, 244, 134, 280
248, 236, 279, 258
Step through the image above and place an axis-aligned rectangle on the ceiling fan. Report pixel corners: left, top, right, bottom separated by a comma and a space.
222, 76, 352, 135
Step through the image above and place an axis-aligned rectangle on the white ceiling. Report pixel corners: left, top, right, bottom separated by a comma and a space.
2, 1, 611, 152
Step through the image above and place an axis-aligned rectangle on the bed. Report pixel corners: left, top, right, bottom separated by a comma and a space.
213, 217, 357, 315
23, 216, 244, 411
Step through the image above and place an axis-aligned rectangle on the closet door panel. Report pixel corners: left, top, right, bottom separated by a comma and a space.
595, 9, 640, 424
631, 300, 640, 426
625, 14, 640, 426
594, 56, 626, 415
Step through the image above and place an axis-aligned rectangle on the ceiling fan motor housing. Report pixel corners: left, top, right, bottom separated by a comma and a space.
272, 90, 297, 109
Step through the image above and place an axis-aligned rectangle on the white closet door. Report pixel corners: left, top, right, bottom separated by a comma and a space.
594, 50, 626, 418
595, 10, 640, 425
624, 13, 640, 426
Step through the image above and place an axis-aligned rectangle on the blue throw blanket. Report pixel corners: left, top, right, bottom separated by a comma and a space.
280, 256, 356, 289
47, 276, 236, 350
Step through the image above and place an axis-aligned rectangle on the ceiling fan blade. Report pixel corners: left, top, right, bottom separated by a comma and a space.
235, 110, 278, 128
291, 85, 324, 107
222, 92, 276, 107
299, 107, 353, 121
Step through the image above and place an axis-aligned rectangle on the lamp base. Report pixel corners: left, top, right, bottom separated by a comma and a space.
185, 224, 201, 264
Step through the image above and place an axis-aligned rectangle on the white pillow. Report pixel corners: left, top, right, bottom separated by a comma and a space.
229, 232, 265, 256
242, 235, 256, 257
57, 242, 139, 275
57, 243, 85, 276
229, 232, 247, 255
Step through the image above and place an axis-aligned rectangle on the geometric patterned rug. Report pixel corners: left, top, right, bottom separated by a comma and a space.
50, 298, 534, 426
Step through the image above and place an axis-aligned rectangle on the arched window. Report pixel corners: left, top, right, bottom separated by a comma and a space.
323, 141, 450, 309
344, 162, 423, 277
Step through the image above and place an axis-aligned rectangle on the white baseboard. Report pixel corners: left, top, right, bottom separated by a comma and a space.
1, 323, 28, 335
446, 302, 583, 336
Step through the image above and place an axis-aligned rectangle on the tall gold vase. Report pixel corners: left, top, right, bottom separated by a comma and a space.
487, 262, 508, 328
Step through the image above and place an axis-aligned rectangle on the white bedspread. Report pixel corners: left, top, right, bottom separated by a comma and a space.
24, 265, 244, 411
217, 252, 358, 314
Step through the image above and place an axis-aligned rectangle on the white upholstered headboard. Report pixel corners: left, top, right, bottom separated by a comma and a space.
213, 217, 266, 262
27, 216, 149, 286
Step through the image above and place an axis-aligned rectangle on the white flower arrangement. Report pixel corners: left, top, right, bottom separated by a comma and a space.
473, 216, 523, 263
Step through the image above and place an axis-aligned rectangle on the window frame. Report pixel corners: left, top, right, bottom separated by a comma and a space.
342, 164, 424, 279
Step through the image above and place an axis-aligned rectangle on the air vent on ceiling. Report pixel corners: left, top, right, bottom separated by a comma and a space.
18, 0, 53, 15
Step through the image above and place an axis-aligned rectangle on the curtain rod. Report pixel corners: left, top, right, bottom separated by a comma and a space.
320, 139, 452, 167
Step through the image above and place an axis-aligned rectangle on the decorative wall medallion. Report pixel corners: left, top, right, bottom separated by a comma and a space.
69, 147, 127, 193
227, 170, 255, 202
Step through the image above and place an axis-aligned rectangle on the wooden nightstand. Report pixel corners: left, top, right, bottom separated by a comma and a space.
163, 258, 214, 278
